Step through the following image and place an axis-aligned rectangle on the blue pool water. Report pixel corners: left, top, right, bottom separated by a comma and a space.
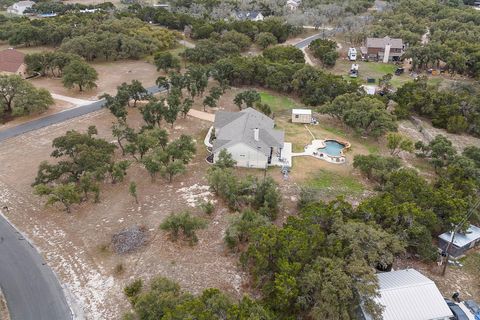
317, 140, 345, 157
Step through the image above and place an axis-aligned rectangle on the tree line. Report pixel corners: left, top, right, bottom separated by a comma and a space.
0, 15, 178, 61
210, 54, 359, 106
130, 6, 299, 42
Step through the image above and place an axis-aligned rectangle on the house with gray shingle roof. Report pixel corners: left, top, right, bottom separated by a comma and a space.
212, 108, 284, 169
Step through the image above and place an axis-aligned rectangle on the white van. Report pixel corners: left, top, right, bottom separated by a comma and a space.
348, 47, 357, 61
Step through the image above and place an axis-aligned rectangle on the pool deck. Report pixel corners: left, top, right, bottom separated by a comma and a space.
292, 139, 348, 164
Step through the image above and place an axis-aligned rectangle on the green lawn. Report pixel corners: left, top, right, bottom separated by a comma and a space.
332, 60, 411, 88
307, 169, 364, 195
260, 92, 298, 112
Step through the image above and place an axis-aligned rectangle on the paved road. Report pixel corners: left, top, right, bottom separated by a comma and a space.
0, 213, 72, 320
0, 86, 165, 142
294, 30, 333, 49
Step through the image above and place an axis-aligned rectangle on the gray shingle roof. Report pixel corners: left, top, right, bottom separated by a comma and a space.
213, 108, 284, 156
366, 36, 403, 49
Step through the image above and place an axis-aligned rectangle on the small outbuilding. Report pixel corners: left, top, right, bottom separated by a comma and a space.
292, 109, 312, 124
438, 224, 480, 258
0, 48, 26, 78
6, 0, 34, 15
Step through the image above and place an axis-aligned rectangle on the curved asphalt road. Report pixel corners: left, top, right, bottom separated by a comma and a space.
0, 86, 165, 142
0, 213, 72, 320
294, 30, 334, 49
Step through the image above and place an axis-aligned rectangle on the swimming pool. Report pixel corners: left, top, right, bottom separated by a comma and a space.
317, 140, 345, 157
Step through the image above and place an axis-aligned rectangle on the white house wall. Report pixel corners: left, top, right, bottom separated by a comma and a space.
214, 143, 268, 169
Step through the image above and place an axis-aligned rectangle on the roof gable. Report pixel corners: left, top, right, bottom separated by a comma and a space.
366, 36, 403, 49
0, 49, 25, 73
213, 108, 284, 156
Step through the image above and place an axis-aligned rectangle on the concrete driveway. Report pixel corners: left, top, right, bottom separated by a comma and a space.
0, 212, 72, 320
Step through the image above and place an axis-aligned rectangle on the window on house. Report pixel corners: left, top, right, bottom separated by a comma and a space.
240, 154, 245, 157
295, 114, 299, 118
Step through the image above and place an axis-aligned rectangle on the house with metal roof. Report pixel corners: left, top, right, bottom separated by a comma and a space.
362, 269, 453, 320
438, 224, 480, 258
366, 36, 404, 63
211, 108, 285, 169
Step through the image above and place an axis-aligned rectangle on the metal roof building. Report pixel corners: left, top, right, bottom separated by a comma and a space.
363, 269, 453, 320
438, 224, 480, 258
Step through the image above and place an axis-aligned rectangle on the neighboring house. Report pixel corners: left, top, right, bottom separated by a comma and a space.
6, 0, 35, 15
438, 224, 480, 258
152, 3, 169, 9
361, 269, 453, 320
233, 11, 264, 21
211, 108, 284, 169
292, 109, 312, 124
286, 0, 301, 11
366, 36, 404, 62
0, 48, 27, 78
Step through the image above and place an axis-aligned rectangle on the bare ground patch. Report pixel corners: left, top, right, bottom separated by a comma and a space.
0, 108, 246, 318
29, 60, 160, 100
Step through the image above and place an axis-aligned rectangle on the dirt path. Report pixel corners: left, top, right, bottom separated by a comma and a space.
188, 109, 215, 122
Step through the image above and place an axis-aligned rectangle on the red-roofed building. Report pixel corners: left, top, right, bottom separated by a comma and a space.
0, 48, 27, 78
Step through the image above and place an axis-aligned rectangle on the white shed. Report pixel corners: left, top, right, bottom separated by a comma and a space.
292, 109, 312, 124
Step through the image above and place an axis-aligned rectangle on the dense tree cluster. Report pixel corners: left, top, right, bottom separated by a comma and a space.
0, 15, 177, 61
123, 277, 273, 320
0, 74, 53, 118
320, 93, 397, 137
393, 77, 480, 136
131, 7, 299, 43
241, 199, 403, 319
371, 0, 480, 77
308, 38, 339, 67
24, 1, 113, 15
211, 57, 358, 106
25, 51, 81, 77
354, 137, 480, 260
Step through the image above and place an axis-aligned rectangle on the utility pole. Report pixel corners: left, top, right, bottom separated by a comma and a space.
441, 197, 480, 276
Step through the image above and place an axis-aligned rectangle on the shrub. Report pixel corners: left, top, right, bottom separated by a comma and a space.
124, 279, 143, 305
199, 201, 215, 215
160, 211, 207, 244
224, 209, 270, 250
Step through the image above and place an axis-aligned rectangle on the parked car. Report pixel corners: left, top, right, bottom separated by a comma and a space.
446, 299, 470, 320
395, 67, 404, 75
464, 300, 480, 320
348, 47, 357, 61
349, 63, 359, 78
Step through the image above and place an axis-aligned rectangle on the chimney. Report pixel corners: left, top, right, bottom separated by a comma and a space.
254, 128, 259, 141
383, 43, 391, 63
